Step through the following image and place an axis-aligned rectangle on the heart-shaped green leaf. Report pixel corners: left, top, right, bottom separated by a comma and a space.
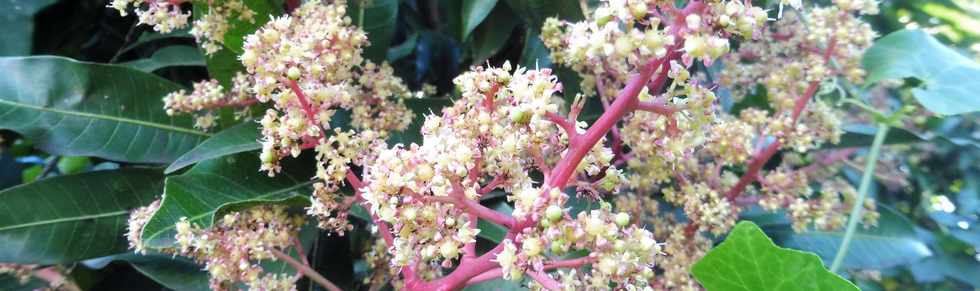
863, 29, 980, 115
692, 221, 858, 291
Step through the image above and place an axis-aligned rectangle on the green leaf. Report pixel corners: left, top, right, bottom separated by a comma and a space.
121, 46, 205, 72
828, 124, 924, 148
117, 30, 195, 57
0, 169, 164, 264
141, 153, 313, 248
469, 4, 519, 64
193, 0, 281, 54
387, 33, 419, 63
463, 278, 525, 290
692, 221, 858, 291
192, 0, 280, 87
460, 0, 498, 41
0, 0, 59, 56
166, 121, 261, 174
110, 253, 210, 291
0, 56, 209, 164
388, 98, 453, 145
57, 156, 91, 175
863, 29, 980, 115
349, 0, 399, 63
778, 206, 932, 270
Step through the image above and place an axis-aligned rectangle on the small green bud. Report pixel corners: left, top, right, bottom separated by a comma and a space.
509, 108, 531, 125
287, 67, 302, 80
615, 212, 630, 227
594, 7, 613, 26
550, 240, 565, 254
439, 241, 459, 259
546, 205, 563, 222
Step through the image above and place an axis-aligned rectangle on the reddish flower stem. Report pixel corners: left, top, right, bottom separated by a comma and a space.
527, 271, 561, 291
723, 37, 838, 202
545, 112, 579, 142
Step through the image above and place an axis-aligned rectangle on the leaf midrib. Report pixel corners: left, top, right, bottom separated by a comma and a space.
0, 210, 128, 232
0, 99, 210, 137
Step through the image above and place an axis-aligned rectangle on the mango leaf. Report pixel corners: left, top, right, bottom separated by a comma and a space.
863, 29, 980, 115
460, 0, 498, 41
349, 0, 399, 63
121, 46, 205, 72
96, 252, 210, 291
463, 278, 525, 290
388, 98, 453, 145
692, 221, 858, 291
0, 169, 164, 264
0, 56, 209, 164
141, 153, 313, 248
777, 206, 932, 270
193, 0, 281, 55
469, 4, 519, 64
0, 0, 59, 56
166, 121, 261, 174
192, 0, 280, 87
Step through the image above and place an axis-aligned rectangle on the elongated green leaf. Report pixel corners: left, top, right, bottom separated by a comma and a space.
0, 0, 58, 56
0, 56, 209, 163
779, 206, 932, 270
692, 221, 858, 291
121, 46, 205, 72
469, 4, 519, 64
166, 122, 261, 174
0, 169, 164, 264
142, 153, 313, 248
349, 0, 399, 63
193, 0, 281, 54
103, 252, 209, 291
863, 29, 980, 115
461, 0, 498, 40
193, 0, 280, 87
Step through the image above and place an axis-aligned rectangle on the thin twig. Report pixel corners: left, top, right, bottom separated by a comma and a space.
270, 249, 342, 291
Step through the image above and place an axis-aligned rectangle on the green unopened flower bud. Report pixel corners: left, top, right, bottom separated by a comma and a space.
615, 212, 630, 227
260, 150, 276, 164
509, 108, 531, 125
546, 205, 563, 222
550, 240, 565, 254
287, 67, 301, 80
440, 241, 459, 259
629, 2, 647, 19
594, 7, 613, 26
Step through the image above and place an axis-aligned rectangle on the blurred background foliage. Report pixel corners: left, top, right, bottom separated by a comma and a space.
1, 0, 979, 290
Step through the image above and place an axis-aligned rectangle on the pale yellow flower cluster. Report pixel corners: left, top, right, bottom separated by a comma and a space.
173, 206, 305, 290
110, 0, 190, 33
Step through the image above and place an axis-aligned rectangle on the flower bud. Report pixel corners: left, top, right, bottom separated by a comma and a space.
509, 108, 531, 125
546, 205, 563, 222
594, 7, 613, 26
287, 67, 301, 80
615, 212, 630, 227
440, 241, 459, 259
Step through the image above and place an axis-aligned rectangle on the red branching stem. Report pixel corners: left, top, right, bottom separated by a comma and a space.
635, 101, 678, 115
451, 181, 516, 228
723, 140, 781, 201
528, 271, 561, 291
466, 257, 595, 285
479, 175, 507, 195
546, 111, 579, 142
286, 79, 319, 125
724, 37, 838, 202
543, 256, 595, 269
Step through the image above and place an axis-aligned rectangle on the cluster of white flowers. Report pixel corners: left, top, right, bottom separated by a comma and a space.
110, 0, 190, 33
